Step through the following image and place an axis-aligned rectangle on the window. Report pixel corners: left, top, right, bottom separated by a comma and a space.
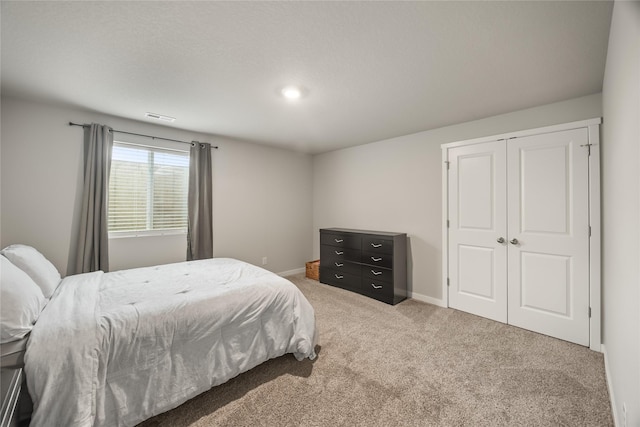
108, 142, 189, 236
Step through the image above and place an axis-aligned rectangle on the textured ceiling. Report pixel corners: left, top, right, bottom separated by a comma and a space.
1, 1, 613, 154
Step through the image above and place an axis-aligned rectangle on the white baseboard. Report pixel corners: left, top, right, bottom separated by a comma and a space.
279, 270, 447, 308
409, 291, 446, 307
601, 344, 620, 427
278, 267, 305, 277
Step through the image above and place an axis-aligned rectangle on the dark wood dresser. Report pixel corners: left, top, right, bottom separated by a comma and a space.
319, 228, 407, 305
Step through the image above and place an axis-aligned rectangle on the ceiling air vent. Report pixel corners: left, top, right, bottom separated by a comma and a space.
145, 112, 176, 123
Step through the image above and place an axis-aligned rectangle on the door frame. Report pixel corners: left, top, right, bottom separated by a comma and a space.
441, 117, 602, 351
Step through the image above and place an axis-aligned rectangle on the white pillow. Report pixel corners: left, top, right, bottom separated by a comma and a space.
1, 244, 61, 298
1, 256, 46, 343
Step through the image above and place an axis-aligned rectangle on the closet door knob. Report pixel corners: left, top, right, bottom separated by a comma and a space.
497, 237, 505, 244
510, 238, 519, 245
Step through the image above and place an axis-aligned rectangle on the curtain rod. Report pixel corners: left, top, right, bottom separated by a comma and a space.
69, 122, 218, 149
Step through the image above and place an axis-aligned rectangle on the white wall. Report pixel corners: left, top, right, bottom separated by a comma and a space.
0, 97, 313, 276
313, 93, 602, 304
601, 1, 640, 426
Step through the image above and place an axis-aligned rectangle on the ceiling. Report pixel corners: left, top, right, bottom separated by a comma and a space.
1, 1, 613, 154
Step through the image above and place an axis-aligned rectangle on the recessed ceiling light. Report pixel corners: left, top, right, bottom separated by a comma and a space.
281, 86, 303, 100
145, 112, 176, 122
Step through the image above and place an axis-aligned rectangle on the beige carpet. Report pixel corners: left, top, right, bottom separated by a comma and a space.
139, 274, 612, 427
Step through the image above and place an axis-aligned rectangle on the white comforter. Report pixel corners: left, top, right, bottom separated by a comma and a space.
25, 258, 317, 427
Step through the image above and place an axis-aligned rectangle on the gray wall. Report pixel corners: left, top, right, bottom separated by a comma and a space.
602, 1, 640, 426
0, 97, 313, 275
312, 93, 602, 304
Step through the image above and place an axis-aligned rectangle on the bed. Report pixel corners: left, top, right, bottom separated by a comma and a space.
0, 245, 317, 427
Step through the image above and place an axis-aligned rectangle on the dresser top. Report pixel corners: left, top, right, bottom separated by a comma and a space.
320, 227, 406, 237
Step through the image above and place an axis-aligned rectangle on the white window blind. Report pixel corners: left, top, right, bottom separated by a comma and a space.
108, 142, 189, 235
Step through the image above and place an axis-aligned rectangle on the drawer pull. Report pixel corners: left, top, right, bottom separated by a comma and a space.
335, 251, 344, 255
335, 262, 344, 267
335, 274, 344, 279
371, 270, 383, 276
371, 257, 382, 262
371, 243, 383, 248
371, 283, 383, 290
335, 238, 344, 243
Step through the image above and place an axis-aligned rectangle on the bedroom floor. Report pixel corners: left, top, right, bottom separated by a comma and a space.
140, 274, 613, 426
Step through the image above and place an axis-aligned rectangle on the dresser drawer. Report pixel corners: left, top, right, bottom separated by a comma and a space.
363, 265, 393, 283
320, 232, 361, 250
322, 259, 361, 275
321, 245, 361, 263
362, 251, 393, 269
320, 267, 361, 291
362, 236, 393, 254
362, 278, 393, 299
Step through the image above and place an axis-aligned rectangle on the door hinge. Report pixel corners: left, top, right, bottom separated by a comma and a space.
447, 278, 450, 287
589, 225, 592, 237
589, 307, 592, 318
444, 160, 450, 170
580, 143, 592, 156
447, 219, 450, 228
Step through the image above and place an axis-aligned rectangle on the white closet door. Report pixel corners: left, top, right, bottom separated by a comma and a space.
506, 128, 590, 346
448, 141, 507, 323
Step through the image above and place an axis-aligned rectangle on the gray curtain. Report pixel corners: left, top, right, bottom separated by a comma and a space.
187, 142, 213, 260
74, 123, 113, 273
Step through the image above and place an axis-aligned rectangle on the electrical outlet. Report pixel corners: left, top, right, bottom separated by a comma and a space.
262, 257, 268, 265
622, 403, 627, 427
